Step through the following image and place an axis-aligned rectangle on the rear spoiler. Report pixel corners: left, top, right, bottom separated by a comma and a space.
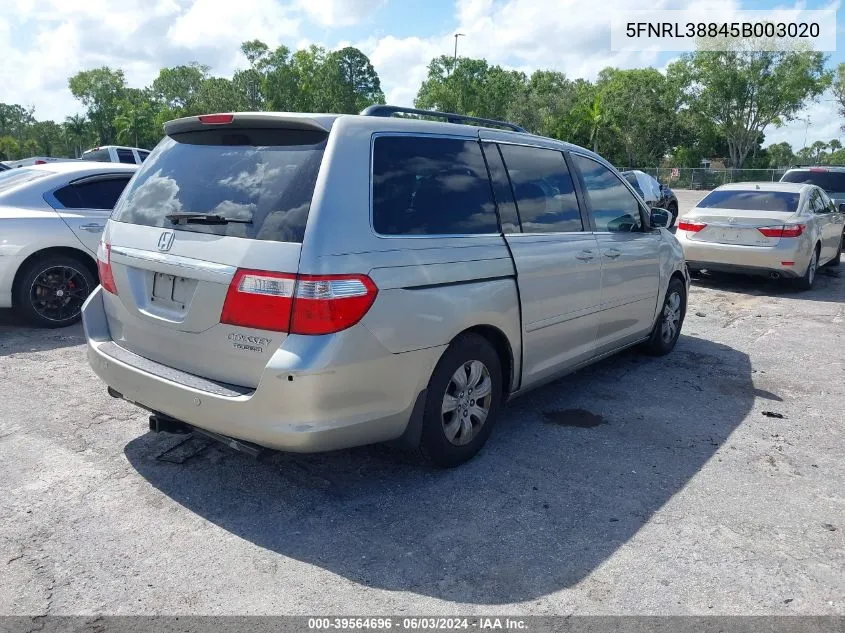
164, 113, 333, 136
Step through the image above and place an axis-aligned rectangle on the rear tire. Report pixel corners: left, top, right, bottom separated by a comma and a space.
824, 233, 842, 268
419, 334, 503, 467
14, 254, 96, 328
642, 278, 686, 356
795, 245, 820, 290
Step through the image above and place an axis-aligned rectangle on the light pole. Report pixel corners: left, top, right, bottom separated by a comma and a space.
453, 33, 465, 63
802, 116, 811, 150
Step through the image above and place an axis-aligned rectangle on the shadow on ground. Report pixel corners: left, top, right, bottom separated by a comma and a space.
691, 261, 843, 303
125, 334, 753, 605
0, 310, 84, 357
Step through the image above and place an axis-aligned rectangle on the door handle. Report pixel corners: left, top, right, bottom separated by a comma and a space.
575, 250, 594, 261
603, 249, 621, 259
79, 223, 105, 232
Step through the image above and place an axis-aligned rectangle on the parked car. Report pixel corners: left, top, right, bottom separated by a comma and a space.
677, 182, 844, 289
0, 162, 9, 171
620, 170, 679, 225
3, 156, 77, 169
781, 165, 845, 204
82, 106, 688, 467
0, 162, 138, 326
81, 145, 150, 165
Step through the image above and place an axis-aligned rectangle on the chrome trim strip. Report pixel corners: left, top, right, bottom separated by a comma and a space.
109, 246, 237, 276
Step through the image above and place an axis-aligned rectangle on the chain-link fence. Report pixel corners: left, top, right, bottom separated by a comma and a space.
631, 167, 787, 190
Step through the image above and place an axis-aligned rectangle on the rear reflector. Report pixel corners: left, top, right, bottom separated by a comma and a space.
678, 220, 707, 233
198, 113, 234, 125
220, 270, 378, 334
758, 224, 805, 238
97, 242, 118, 295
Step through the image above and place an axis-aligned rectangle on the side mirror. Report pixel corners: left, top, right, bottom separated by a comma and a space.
650, 207, 673, 229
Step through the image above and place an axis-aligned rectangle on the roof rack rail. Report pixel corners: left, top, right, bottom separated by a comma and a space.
359, 105, 527, 133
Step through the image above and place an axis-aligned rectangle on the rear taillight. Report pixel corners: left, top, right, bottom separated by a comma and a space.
97, 242, 118, 295
221, 270, 296, 332
678, 220, 707, 233
34, 159, 46, 165
758, 224, 805, 238
220, 270, 378, 335
198, 113, 234, 125
290, 274, 378, 335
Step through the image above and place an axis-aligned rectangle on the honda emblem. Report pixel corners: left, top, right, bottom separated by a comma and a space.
157, 231, 175, 252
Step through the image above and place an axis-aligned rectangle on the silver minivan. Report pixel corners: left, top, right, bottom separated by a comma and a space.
82, 106, 689, 466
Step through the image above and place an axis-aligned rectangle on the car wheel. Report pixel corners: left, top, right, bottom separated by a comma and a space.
796, 245, 820, 290
419, 333, 503, 467
642, 277, 686, 356
667, 201, 679, 226
824, 232, 842, 268
14, 254, 96, 328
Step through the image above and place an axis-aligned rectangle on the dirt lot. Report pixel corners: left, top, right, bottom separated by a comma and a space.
1, 212, 843, 615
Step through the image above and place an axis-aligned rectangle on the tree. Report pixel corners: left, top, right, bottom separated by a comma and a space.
64, 114, 90, 157
0, 103, 36, 144
22, 139, 39, 157
323, 47, 385, 113
415, 56, 527, 121
114, 100, 154, 147
151, 63, 210, 115
68, 67, 127, 144
30, 120, 66, 157
766, 141, 795, 168
669, 43, 831, 168
0, 136, 20, 161
834, 63, 845, 130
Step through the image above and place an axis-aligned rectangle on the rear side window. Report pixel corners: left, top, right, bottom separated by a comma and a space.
116, 149, 135, 164
372, 136, 498, 235
572, 154, 643, 232
781, 169, 845, 193
138, 151, 150, 162
113, 128, 327, 243
698, 190, 800, 212
53, 177, 131, 209
82, 149, 111, 162
499, 144, 582, 233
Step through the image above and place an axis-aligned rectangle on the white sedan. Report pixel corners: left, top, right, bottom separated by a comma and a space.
0, 162, 137, 327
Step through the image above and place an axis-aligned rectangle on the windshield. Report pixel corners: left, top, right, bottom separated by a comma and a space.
112, 128, 327, 243
0, 168, 52, 194
697, 190, 800, 213
780, 169, 845, 194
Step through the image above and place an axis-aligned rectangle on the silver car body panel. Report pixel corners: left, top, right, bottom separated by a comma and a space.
83, 113, 688, 452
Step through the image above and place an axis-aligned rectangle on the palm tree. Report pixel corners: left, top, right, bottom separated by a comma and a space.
64, 114, 88, 158
114, 103, 152, 148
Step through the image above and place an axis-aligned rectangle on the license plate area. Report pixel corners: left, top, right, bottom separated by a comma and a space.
151, 272, 193, 309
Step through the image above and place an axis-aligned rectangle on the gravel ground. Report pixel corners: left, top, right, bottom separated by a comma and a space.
1, 204, 843, 616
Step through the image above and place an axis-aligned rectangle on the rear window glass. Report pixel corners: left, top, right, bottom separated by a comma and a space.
53, 177, 132, 209
698, 190, 800, 212
372, 136, 498, 235
0, 168, 52, 194
112, 128, 327, 243
781, 170, 845, 193
82, 149, 111, 162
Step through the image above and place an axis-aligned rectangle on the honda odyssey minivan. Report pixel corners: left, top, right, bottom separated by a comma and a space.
83, 106, 689, 467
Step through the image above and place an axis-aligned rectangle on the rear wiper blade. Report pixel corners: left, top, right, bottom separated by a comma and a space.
165, 212, 252, 225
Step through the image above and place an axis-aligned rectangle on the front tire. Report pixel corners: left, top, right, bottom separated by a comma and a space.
643, 277, 686, 356
14, 254, 96, 328
419, 334, 503, 467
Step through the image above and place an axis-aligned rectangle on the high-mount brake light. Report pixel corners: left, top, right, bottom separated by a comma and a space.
198, 114, 234, 125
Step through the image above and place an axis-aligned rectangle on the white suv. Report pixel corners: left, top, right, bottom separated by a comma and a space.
82, 146, 150, 165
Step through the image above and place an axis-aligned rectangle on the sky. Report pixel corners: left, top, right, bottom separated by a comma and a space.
0, 0, 843, 152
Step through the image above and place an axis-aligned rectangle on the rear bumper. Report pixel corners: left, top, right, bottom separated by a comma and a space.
82, 287, 443, 452
678, 235, 809, 278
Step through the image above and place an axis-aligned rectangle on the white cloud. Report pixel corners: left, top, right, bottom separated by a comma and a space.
295, 0, 385, 27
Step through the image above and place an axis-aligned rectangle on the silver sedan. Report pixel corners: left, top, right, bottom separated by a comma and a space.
677, 182, 844, 290
0, 162, 137, 326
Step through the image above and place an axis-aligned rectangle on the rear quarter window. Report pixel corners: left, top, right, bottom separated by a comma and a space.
372, 136, 499, 235
112, 128, 327, 243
